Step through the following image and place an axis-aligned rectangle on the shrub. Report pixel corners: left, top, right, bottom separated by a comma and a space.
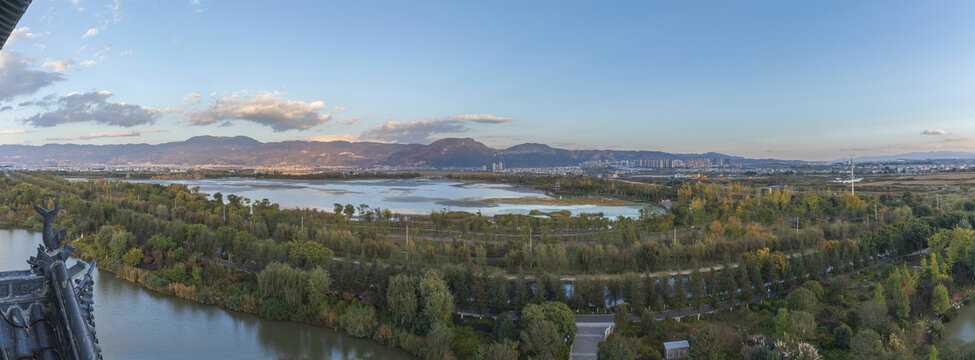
343, 304, 377, 338
259, 298, 294, 321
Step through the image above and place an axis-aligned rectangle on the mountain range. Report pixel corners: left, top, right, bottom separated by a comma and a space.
0, 136, 791, 169
850, 151, 975, 163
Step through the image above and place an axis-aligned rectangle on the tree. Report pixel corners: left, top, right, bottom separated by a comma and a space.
148, 234, 177, 252
480, 340, 519, 360
850, 329, 883, 358
597, 336, 636, 360
121, 248, 143, 267
785, 287, 817, 313
932, 284, 950, 314
420, 271, 454, 326
673, 276, 686, 313
688, 325, 724, 360
344, 304, 377, 338
426, 322, 454, 360
857, 300, 888, 334
521, 302, 577, 343
520, 319, 561, 360
613, 304, 629, 331
108, 230, 132, 259
306, 266, 332, 306
387, 274, 417, 327
833, 323, 853, 349
343, 204, 355, 218
451, 326, 478, 360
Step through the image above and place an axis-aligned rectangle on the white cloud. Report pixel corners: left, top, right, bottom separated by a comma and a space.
42, 58, 76, 72
183, 92, 201, 103
187, 92, 337, 132
82, 28, 99, 39
448, 114, 512, 124
0, 51, 65, 100
47, 129, 167, 141
94, 44, 112, 60
33, 44, 46, 51
340, 117, 359, 125
8, 27, 40, 44
0, 129, 36, 135
119, 50, 133, 56
921, 129, 949, 136
22, 90, 167, 127
79, 60, 97, 67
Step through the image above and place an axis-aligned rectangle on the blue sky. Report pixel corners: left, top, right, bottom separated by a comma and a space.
0, 0, 973, 160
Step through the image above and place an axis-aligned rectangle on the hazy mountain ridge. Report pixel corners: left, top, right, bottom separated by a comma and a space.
849, 151, 975, 163
0, 136, 789, 168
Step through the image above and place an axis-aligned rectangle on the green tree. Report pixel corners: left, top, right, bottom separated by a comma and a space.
480, 340, 519, 360
148, 234, 177, 251
451, 326, 478, 360
520, 319, 561, 360
426, 322, 454, 360
851, 329, 883, 358
108, 230, 132, 259
343, 304, 377, 338
857, 300, 888, 334
597, 336, 636, 360
306, 266, 332, 306
833, 323, 853, 349
521, 302, 577, 343
121, 248, 143, 267
387, 274, 417, 327
420, 271, 454, 326
786, 287, 817, 313
688, 325, 725, 360
932, 284, 950, 314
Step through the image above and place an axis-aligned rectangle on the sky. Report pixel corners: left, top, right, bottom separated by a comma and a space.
0, 0, 973, 161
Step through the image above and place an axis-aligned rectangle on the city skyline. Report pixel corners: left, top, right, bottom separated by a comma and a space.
0, 1, 973, 161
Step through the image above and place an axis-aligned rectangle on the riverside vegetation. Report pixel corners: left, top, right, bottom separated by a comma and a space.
1, 171, 974, 359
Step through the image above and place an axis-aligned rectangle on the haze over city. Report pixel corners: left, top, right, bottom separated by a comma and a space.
1, 1, 974, 161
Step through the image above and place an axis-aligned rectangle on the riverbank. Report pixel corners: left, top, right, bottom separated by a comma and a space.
68, 239, 424, 359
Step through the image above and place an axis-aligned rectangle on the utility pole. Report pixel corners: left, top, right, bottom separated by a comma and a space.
406, 223, 409, 262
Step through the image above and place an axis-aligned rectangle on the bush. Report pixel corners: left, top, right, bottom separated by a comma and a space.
122, 248, 144, 267
259, 298, 294, 321
343, 304, 377, 338
225, 294, 245, 311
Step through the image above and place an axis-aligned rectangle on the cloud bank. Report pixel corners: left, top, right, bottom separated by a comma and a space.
0, 51, 65, 101
187, 93, 335, 132
361, 113, 511, 143
362, 119, 468, 143
921, 129, 949, 136
22, 90, 167, 127
47, 129, 166, 141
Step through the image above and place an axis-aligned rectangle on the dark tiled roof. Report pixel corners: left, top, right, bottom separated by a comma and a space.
0, 0, 32, 49
0, 270, 61, 360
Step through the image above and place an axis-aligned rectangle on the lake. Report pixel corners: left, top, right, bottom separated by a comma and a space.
0, 229, 413, 360
103, 177, 646, 218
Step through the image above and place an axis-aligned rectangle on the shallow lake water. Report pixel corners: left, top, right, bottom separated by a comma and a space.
107, 177, 646, 218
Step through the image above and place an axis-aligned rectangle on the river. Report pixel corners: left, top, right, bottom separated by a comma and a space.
943, 301, 975, 351
96, 177, 647, 218
0, 229, 413, 360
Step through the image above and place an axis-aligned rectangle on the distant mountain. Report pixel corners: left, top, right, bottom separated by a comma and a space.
852, 151, 975, 162
0, 136, 791, 169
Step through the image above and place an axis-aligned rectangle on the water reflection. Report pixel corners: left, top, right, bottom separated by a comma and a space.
104, 177, 646, 218
0, 229, 412, 360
